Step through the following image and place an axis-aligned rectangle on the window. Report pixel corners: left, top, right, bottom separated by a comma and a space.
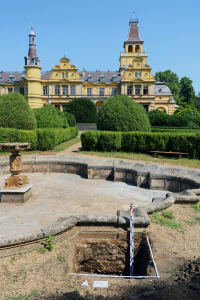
135, 85, 141, 95
135, 45, 140, 52
20, 88, 24, 95
99, 88, 104, 96
143, 105, 149, 112
43, 86, 48, 95
56, 73, 58, 76
135, 72, 138, 78
88, 75, 92, 82
129, 73, 131, 76
87, 88, 92, 96
65, 72, 68, 78
62, 105, 66, 110
98, 106, 102, 110
112, 74, 116, 81
63, 86, 68, 95
100, 75, 104, 82
143, 86, 148, 95
112, 88, 117, 96
9, 76, 14, 82
55, 86, 60, 95
62, 72, 64, 78
139, 72, 141, 78
70, 86, 75, 95
55, 105, 60, 110
25, 85, 28, 94
127, 85, 132, 95
0, 76, 2, 81
8, 88, 12, 93
128, 45, 133, 52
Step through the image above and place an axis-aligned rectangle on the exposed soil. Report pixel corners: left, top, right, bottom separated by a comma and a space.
0, 204, 199, 299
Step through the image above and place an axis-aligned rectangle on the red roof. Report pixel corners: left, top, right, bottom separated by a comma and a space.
126, 23, 142, 42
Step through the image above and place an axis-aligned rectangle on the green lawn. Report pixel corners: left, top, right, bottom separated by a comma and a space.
77, 149, 200, 169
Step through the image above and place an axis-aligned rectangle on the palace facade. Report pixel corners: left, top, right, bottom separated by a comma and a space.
0, 17, 176, 114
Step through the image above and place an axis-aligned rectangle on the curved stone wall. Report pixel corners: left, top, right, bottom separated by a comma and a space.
0, 155, 199, 247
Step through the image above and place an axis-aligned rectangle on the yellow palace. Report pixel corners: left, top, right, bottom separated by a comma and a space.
0, 16, 176, 114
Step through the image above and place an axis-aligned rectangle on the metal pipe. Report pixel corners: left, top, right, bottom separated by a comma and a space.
130, 204, 134, 276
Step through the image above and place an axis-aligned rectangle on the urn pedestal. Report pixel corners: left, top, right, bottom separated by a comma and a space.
0, 143, 32, 203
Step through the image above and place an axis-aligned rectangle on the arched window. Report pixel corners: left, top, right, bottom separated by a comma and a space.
128, 45, 133, 52
135, 45, 140, 52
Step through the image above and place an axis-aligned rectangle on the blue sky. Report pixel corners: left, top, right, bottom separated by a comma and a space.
1, 0, 200, 94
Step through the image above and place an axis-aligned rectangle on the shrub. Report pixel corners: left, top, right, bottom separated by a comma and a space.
0, 92, 37, 130
148, 109, 189, 127
36, 127, 79, 151
97, 95, 151, 132
81, 130, 200, 159
33, 105, 69, 128
63, 112, 76, 127
81, 130, 101, 150
63, 98, 97, 123
18, 130, 37, 150
57, 111, 69, 128
0, 127, 19, 143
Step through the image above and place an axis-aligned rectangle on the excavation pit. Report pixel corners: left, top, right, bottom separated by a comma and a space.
72, 232, 155, 277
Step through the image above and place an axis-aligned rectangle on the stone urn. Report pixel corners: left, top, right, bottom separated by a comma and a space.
0, 143, 32, 203
0, 143, 30, 188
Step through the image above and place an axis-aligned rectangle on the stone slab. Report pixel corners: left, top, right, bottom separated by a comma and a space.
0, 184, 33, 203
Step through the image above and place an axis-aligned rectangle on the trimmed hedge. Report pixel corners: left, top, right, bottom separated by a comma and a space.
33, 105, 69, 128
81, 130, 200, 159
151, 127, 200, 133
0, 127, 79, 151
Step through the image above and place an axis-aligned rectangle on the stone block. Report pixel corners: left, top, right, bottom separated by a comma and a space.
150, 178, 165, 190
114, 171, 124, 182
1, 184, 32, 203
32, 163, 48, 172
49, 163, 65, 173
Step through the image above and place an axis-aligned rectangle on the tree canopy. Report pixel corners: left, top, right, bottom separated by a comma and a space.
179, 77, 195, 105
174, 102, 200, 116
155, 70, 180, 104
63, 98, 97, 123
97, 95, 151, 132
0, 92, 37, 130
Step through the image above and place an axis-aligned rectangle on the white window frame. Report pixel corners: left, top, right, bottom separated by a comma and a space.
63, 85, 68, 95
55, 86, 60, 95
43, 86, 48, 95
87, 88, 92, 96
70, 86, 75, 95
99, 88, 104, 96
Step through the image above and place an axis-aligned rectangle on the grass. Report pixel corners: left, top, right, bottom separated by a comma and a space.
0, 136, 80, 156
193, 202, 200, 213
4, 290, 39, 300
78, 149, 200, 170
57, 253, 65, 263
185, 216, 200, 226
150, 209, 181, 230
162, 267, 179, 278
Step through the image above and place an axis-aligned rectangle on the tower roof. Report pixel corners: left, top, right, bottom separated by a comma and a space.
126, 20, 143, 43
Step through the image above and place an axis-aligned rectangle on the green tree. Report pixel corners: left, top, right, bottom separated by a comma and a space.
33, 105, 69, 128
194, 92, 200, 111
97, 95, 151, 132
63, 98, 97, 123
174, 102, 200, 116
0, 92, 37, 130
155, 70, 180, 104
179, 77, 195, 105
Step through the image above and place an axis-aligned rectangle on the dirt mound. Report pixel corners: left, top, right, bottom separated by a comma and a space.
178, 257, 200, 283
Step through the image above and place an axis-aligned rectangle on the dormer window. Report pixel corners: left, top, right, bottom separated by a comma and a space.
112, 74, 117, 81
100, 74, 104, 81
158, 88, 162, 92
0, 76, 2, 81
88, 75, 92, 82
21, 75, 25, 81
9, 75, 14, 82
